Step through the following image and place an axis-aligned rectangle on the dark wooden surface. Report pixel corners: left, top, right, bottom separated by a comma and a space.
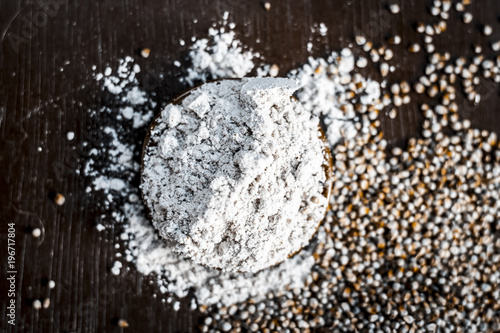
1, 0, 500, 332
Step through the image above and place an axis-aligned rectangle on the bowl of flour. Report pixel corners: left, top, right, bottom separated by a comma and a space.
141, 77, 332, 273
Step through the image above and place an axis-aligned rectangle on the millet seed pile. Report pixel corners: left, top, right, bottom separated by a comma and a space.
201, 101, 500, 333
200, 1, 500, 332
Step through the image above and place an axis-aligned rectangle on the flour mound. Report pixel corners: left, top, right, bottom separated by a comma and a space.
141, 77, 329, 273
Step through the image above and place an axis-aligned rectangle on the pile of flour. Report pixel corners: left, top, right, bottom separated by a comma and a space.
141, 78, 329, 273
184, 28, 257, 85
183, 12, 261, 85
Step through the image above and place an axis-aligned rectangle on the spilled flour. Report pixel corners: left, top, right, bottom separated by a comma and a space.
183, 12, 262, 85
85, 17, 379, 307
184, 28, 256, 85
289, 48, 380, 146
141, 78, 329, 273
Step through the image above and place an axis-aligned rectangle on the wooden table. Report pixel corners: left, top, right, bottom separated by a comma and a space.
1, 0, 499, 332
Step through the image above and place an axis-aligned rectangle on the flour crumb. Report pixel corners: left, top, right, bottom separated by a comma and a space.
319, 23, 328, 36
111, 261, 122, 275
121, 107, 134, 119
173, 301, 181, 311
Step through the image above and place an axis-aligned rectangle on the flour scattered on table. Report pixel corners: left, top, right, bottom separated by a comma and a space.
84, 19, 362, 309
289, 48, 379, 146
182, 13, 268, 84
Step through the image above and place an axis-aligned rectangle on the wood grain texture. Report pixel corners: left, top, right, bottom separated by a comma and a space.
1, 0, 500, 332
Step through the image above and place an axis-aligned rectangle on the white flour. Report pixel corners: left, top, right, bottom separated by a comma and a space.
182, 13, 270, 84
184, 27, 256, 84
141, 78, 329, 273
84, 18, 380, 307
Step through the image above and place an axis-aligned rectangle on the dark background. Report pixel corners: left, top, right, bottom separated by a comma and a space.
1, 0, 500, 332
